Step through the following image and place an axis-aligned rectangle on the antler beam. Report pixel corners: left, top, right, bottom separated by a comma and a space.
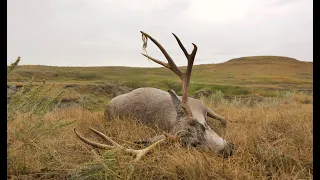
74, 126, 166, 163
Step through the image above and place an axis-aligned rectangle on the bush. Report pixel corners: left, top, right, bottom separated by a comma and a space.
7, 57, 64, 121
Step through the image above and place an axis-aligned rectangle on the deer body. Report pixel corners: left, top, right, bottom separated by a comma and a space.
105, 87, 208, 131
104, 87, 230, 154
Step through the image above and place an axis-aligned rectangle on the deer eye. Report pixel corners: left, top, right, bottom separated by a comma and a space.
200, 123, 206, 131
188, 119, 197, 126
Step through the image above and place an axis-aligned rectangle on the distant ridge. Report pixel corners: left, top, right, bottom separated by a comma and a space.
223, 56, 310, 65
7, 55, 313, 95
8, 56, 312, 68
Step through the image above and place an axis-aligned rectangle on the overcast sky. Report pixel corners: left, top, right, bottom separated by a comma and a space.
7, 0, 313, 67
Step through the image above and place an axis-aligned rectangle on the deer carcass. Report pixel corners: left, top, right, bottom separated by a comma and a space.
75, 31, 234, 162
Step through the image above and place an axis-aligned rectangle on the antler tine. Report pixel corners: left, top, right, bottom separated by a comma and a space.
140, 31, 183, 78
171, 33, 198, 76
86, 126, 122, 148
74, 128, 113, 149
141, 54, 170, 69
172, 33, 189, 59
74, 127, 166, 163
186, 43, 197, 76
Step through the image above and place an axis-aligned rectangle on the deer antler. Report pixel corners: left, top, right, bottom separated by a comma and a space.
140, 31, 198, 118
74, 126, 166, 163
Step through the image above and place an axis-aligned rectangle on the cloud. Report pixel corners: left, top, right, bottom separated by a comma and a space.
7, 0, 312, 67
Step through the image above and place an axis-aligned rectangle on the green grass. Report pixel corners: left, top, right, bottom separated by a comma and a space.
7, 56, 313, 113
8, 56, 312, 96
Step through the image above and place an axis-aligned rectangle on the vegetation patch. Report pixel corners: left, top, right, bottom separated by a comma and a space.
7, 56, 313, 179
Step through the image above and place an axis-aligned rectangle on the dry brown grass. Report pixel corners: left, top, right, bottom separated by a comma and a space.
7, 93, 313, 180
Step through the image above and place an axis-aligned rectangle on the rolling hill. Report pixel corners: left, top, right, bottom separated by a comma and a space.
7, 56, 313, 96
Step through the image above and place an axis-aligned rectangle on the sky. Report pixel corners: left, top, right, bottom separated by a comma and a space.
7, 0, 313, 67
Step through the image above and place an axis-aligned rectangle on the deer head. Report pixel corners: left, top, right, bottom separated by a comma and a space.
141, 31, 234, 157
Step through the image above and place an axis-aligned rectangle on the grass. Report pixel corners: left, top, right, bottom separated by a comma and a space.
7, 56, 313, 179
7, 91, 313, 179
7, 78, 64, 121
7, 56, 313, 96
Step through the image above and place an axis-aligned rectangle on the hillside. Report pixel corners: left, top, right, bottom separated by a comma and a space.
7, 56, 312, 94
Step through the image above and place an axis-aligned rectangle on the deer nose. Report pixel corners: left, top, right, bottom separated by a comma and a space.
229, 142, 235, 150
221, 142, 235, 158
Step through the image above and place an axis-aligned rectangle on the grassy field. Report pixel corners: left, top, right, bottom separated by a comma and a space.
8, 56, 312, 95
7, 56, 313, 179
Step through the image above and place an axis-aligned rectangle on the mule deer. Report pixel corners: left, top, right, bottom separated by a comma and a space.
75, 31, 234, 162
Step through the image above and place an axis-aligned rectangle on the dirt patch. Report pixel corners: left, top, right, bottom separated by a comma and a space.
296, 89, 313, 95
63, 84, 79, 89
239, 94, 265, 107
7, 85, 23, 104
7, 82, 133, 109
91, 83, 133, 97
193, 90, 214, 99
64, 83, 133, 98
59, 82, 133, 109
56, 98, 81, 108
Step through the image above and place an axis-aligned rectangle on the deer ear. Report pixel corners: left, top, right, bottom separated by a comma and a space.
168, 90, 186, 116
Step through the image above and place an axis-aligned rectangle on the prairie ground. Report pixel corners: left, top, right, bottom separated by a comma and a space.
7, 91, 313, 179
7, 56, 313, 179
